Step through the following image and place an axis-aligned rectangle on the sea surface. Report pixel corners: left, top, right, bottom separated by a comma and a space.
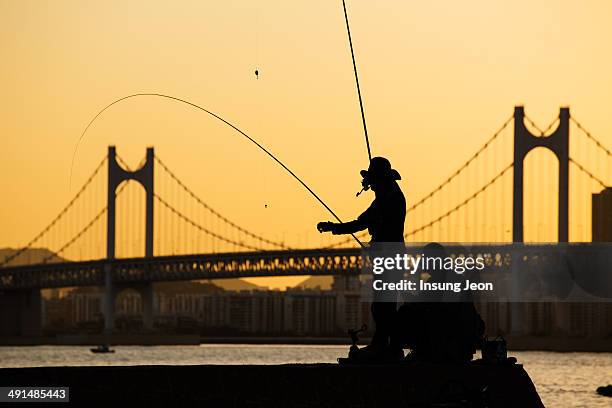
0, 345, 610, 407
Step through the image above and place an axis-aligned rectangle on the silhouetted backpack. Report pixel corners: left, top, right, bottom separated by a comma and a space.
429, 302, 485, 363
481, 336, 507, 363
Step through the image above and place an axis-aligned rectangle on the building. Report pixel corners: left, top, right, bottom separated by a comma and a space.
592, 187, 612, 241
40, 275, 610, 339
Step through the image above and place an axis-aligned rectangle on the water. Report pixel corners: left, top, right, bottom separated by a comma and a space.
0, 345, 610, 407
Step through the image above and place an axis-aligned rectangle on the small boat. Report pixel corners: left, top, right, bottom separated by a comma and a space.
90, 345, 115, 354
597, 385, 612, 397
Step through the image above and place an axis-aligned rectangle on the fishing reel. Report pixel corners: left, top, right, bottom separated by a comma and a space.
348, 324, 367, 353
356, 173, 371, 197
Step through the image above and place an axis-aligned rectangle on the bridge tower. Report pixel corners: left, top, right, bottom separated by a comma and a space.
104, 146, 155, 334
511, 107, 569, 336
513, 106, 570, 243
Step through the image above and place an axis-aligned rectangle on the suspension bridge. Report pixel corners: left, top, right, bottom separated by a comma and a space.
1, 106, 611, 335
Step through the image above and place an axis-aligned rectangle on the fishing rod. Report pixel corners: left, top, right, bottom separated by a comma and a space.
341, 0, 372, 162
69, 93, 365, 248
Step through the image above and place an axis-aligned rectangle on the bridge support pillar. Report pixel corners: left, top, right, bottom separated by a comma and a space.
103, 264, 117, 335
0, 289, 42, 337
510, 252, 524, 336
135, 283, 154, 331
104, 282, 155, 333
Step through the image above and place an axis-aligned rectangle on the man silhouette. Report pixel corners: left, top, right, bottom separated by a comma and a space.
318, 157, 406, 362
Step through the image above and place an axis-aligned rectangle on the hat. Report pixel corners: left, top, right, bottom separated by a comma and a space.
360, 157, 401, 181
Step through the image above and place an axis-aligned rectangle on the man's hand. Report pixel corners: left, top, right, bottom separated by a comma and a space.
317, 221, 336, 233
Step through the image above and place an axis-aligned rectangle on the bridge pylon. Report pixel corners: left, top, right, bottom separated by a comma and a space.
511, 107, 570, 336
104, 146, 155, 334
513, 106, 570, 243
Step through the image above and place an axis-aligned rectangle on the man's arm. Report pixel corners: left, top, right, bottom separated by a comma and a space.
317, 207, 371, 235
330, 219, 367, 234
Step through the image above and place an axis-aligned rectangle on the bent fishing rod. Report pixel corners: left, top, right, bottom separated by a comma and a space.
69, 93, 365, 248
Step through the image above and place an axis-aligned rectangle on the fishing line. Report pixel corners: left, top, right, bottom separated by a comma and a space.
254, 2, 260, 79
69, 93, 365, 248
342, 0, 371, 161
253, 5, 268, 208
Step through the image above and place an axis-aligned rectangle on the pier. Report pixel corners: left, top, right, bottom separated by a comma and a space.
0, 363, 544, 407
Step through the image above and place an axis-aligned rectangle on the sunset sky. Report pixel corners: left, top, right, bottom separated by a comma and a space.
1, 0, 611, 286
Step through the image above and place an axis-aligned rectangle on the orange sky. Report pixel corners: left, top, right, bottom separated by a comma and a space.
1, 1, 612, 286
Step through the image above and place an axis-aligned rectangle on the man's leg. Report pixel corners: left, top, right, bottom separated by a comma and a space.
370, 301, 397, 347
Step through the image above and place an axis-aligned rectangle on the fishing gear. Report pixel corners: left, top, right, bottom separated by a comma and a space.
69, 93, 365, 248
341, 0, 373, 197
341, 0, 371, 162
68, 3, 376, 247
355, 173, 370, 197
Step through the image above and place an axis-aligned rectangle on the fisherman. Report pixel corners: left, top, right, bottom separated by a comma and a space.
317, 156, 406, 362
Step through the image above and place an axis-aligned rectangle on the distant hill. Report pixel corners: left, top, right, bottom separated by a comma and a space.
0, 247, 65, 267
67, 279, 267, 296
153, 279, 267, 294
204, 279, 267, 291
67, 279, 266, 296
154, 281, 223, 294
294, 276, 333, 290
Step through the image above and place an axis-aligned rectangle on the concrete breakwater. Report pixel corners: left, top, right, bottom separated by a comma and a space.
0, 363, 543, 407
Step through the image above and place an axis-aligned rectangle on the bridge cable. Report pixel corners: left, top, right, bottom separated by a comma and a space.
406, 163, 514, 238
569, 157, 606, 188
542, 118, 559, 136
40, 181, 131, 263
70, 93, 364, 248
42, 207, 108, 263
571, 117, 612, 157
0, 156, 107, 267
154, 193, 263, 251
324, 115, 513, 248
523, 114, 546, 136
155, 156, 290, 249
405, 115, 513, 213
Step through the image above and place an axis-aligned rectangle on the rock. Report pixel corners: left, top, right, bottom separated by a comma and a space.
0, 363, 544, 407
